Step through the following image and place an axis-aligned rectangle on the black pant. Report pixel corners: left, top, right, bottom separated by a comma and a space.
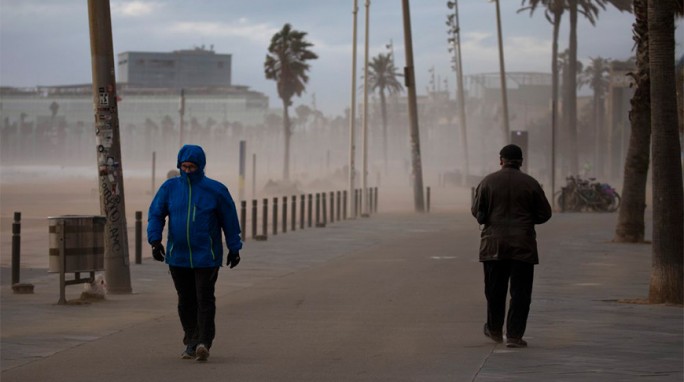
169, 266, 219, 349
483, 260, 534, 339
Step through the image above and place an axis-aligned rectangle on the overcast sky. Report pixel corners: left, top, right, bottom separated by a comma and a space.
1, 0, 682, 116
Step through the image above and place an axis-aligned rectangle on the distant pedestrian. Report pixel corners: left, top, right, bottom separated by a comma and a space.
471, 144, 552, 348
148, 144, 242, 361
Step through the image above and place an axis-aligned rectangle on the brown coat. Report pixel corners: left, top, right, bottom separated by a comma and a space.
471, 165, 552, 264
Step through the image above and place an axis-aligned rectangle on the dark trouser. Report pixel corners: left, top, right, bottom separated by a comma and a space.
169, 266, 219, 349
483, 260, 534, 339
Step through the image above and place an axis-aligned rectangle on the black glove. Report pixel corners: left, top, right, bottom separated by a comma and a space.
151, 241, 165, 262
227, 251, 240, 269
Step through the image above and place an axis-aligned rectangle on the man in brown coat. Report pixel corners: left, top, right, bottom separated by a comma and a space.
471, 144, 552, 348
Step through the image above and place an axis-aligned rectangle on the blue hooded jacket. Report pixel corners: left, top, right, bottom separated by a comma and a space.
147, 145, 242, 268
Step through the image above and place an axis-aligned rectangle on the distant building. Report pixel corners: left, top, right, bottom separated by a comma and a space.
0, 47, 269, 165
118, 47, 232, 88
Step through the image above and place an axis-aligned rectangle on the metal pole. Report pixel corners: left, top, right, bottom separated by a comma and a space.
362, 0, 371, 216
135, 211, 142, 264
11, 212, 21, 285
401, 0, 425, 212
494, 0, 510, 143
87, 0, 132, 293
349, 0, 359, 220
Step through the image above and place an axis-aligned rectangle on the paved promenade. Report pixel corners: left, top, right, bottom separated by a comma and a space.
1, 206, 682, 381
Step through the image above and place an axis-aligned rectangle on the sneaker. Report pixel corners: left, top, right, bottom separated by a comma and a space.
506, 337, 528, 348
181, 345, 196, 359
483, 323, 503, 343
195, 344, 209, 361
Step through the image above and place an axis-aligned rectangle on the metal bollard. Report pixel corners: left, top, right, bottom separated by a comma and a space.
251, 199, 257, 239
374, 187, 378, 213
273, 197, 278, 235
292, 195, 297, 231
307, 194, 313, 228
262, 198, 268, 238
426, 186, 431, 213
343, 190, 348, 220
316, 192, 321, 227
329, 191, 335, 223
282, 196, 288, 234
336, 191, 341, 220
11, 211, 33, 294
300, 194, 305, 230
320, 192, 327, 227
12, 212, 21, 285
240, 200, 246, 241
369, 188, 374, 215
135, 211, 142, 264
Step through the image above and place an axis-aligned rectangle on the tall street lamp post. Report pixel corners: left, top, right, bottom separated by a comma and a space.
361, 0, 371, 217
447, 0, 469, 185
349, 0, 359, 218
492, 0, 510, 143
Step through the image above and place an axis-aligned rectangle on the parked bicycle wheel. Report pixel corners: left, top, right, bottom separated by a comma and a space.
606, 192, 621, 212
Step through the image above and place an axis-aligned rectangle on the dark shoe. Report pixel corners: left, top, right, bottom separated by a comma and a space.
196, 344, 209, 361
483, 323, 503, 343
181, 345, 196, 359
506, 337, 528, 348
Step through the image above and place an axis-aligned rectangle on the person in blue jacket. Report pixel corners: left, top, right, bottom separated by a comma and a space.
148, 144, 242, 361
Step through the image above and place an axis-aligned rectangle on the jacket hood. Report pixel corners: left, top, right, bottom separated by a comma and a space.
177, 145, 207, 172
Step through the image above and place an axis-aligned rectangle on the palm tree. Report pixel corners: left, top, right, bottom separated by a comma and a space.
578, 56, 611, 175
519, 0, 564, 197
367, 53, 404, 173
647, 0, 683, 304
614, 0, 649, 244
565, 1, 632, 176
264, 23, 318, 181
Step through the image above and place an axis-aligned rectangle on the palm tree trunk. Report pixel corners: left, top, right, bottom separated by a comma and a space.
567, 0, 579, 175
282, 99, 291, 181
647, 0, 683, 304
615, 0, 650, 243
